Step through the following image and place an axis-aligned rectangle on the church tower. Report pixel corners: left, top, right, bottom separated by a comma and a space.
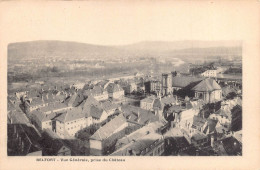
161, 73, 173, 96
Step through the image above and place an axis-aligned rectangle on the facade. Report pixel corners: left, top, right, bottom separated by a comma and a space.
201, 70, 217, 77
144, 80, 161, 93
55, 108, 87, 139
30, 110, 56, 131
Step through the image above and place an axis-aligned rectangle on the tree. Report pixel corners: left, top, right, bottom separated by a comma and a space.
226, 92, 237, 100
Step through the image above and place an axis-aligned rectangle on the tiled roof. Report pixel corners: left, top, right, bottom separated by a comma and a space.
79, 96, 105, 119
66, 93, 78, 106
92, 86, 107, 95
96, 80, 110, 88
29, 97, 44, 106
81, 95, 100, 108
90, 114, 127, 141
55, 107, 85, 123
121, 105, 159, 125
8, 110, 30, 124
106, 83, 124, 93
116, 121, 163, 148
111, 123, 163, 156
141, 96, 156, 104
100, 100, 119, 112
89, 105, 104, 119
161, 95, 177, 105
166, 105, 183, 114
31, 110, 58, 122
153, 98, 163, 110
39, 102, 68, 113
172, 76, 205, 88
192, 78, 221, 92
191, 130, 207, 141
222, 86, 236, 97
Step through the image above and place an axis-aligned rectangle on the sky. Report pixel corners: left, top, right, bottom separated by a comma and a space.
0, 1, 257, 46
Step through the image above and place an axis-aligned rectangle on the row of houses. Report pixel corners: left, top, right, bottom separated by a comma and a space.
29, 95, 122, 139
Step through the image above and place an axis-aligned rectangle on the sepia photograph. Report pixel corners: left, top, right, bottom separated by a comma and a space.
0, 1, 259, 169
7, 40, 242, 156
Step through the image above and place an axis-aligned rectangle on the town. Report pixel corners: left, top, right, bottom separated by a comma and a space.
7, 56, 242, 156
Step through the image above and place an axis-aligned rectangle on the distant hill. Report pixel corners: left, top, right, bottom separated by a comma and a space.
8, 40, 126, 60
120, 40, 242, 51
8, 40, 242, 60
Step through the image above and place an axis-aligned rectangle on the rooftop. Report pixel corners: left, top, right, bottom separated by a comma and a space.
90, 114, 127, 141
192, 78, 221, 92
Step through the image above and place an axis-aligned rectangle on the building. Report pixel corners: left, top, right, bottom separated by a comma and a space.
201, 70, 217, 77
172, 76, 205, 91
106, 83, 125, 100
161, 73, 173, 96
100, 100, 120, 116
161, 95, 178, 106
89, 114, 129, 156
84, 85, 109, 101
124, 83, 137, 94
72, 83, 85, 91
30, 110, 57, 131
144, 80, 161, 93
54, 107, 87, 139
121, 105, 161, 126
140, 96, 156, 110
192, 78, 222, 103
110, 121, 165, 156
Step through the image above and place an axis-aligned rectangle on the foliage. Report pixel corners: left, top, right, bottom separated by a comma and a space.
76, 124, 101, 141
226, 92, 237, 100
224, 67, 242, 74
199, 101, 221, 118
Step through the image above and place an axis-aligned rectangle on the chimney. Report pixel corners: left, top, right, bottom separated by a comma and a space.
137, 110, 140, 118
211, 135, 214, 147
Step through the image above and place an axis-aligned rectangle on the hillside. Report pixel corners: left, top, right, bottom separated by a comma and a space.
8, 40, 242, 60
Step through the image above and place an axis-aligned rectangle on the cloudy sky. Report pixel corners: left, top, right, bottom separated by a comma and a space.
0, 1, 258, 45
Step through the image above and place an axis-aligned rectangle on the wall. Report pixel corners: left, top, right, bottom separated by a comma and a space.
89, 139, 102, 156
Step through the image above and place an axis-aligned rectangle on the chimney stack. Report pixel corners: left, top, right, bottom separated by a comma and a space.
137, 110, 140, 118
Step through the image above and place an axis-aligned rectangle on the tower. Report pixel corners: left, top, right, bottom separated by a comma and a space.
161, 73, 173, 96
